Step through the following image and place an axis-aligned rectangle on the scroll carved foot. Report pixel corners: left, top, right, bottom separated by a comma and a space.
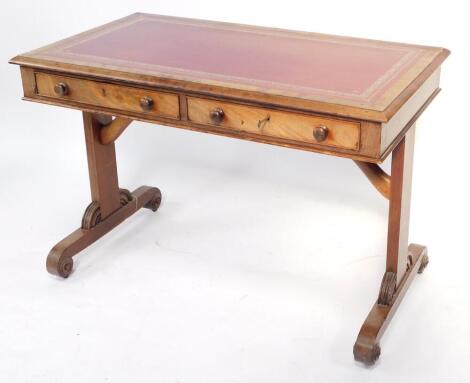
353, 341, 381, 366
81, 188, 134, 229
144, 187, 162, 212
46, 186, 162, 278
353, 244, 428, 365
47, 251, 74, 278
378, 271, 397, 306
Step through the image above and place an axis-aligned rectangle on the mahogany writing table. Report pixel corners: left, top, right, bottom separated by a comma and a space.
10, 13, 449, 365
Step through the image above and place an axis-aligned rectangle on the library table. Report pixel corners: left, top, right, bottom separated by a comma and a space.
10, 13, 449, 364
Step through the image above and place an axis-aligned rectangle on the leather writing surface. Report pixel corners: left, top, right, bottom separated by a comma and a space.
66, 19, 408, 97
19, 13, 446, 112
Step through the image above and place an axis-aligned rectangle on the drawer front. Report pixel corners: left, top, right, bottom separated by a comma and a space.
187, 97, 360, 150
35, 72, 180, 119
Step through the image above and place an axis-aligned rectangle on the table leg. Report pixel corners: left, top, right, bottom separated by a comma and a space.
46, 112, 162, 278
353, 125, 429, 364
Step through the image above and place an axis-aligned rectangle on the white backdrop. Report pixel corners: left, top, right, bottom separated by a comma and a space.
1, 1, 469, 382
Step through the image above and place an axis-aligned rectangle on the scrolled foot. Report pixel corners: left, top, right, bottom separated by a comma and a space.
354, 243, 428, 365
143, 187, 162, 212
47, 185, 162, 278
353, 342, 381, 365
46, 250, 74, 278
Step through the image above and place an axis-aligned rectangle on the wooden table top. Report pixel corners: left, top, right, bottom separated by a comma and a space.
10, 13, 449, 122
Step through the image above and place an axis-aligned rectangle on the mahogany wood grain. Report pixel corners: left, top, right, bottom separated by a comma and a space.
20, 67, 36, 98
380, 69, 440, 154
15, 61, 442, 163
9, 13, 450, 365
353, 244, 428, 364
100, 117, 132, 145
358, 121, 381, 159
23, 92, 385, 163
387, 126, 415, 283
187, 97, 360, 150
46, 186, 162, 277
353, 129, 422, 365
354, 161, 391, 199
10, 13, 450, 123
36, 72, 180, 120
83, 112, 121, 218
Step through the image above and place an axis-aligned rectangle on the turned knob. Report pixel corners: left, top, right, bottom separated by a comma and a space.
209, 108, 225, 124
140, 96, 154, 111
54, 82, 69, 96
313, 125, 328, 142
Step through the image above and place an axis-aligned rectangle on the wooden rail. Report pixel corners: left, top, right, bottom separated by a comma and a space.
354, 161, 391, 200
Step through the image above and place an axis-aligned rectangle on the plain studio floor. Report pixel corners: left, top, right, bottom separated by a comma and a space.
0, 96, 469, 382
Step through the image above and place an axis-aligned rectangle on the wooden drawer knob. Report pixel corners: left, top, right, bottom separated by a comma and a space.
313, 125, 328, 142
209, 108, 225, 124
54, 82, 69, 96
140, 96, 154, 111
